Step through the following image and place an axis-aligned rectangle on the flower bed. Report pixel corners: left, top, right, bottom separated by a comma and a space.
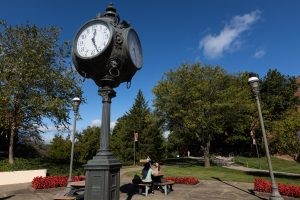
164, 176, 199, 185
254, 178, 300, 198
32, 176, 85, 189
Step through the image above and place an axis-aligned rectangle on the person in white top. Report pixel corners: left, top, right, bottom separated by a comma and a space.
142, 162, 153, 182
141, 162, 154, 194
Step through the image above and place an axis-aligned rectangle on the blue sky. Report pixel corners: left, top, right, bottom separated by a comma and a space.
1, 0, 299, 142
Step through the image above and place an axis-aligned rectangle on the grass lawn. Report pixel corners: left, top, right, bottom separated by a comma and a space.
234, 156, 300, 174
127, 165, 300, 186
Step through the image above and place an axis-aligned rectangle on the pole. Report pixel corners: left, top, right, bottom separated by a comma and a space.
255, 95, 283, 200
134, 140, 136, 166
254, 143, 261, 169
84, 84, 121, 200
67, 110, 77, 192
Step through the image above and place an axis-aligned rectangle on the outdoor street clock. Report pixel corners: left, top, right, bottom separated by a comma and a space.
72, 4, 143, 200
72, 4, 143, 88
75, 21, 112, 58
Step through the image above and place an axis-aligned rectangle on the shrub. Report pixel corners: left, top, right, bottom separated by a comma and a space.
32, 176, 85, 189
164, 176, 199, 185
254, 178, 300, 198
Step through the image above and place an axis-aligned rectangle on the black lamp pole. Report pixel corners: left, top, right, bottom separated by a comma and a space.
248, 73, 283, 200
67, 97, 81, 192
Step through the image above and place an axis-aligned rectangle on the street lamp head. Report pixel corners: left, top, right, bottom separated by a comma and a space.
72, 97, 81, 112
248, 73, 260, 95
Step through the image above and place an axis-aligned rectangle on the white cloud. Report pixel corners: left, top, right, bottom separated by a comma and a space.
254, 49, 266, 58
163, 130, 170, 138
199, 10, 261, 59
39, 125, 70, 133
90, 119, 101, 127
90, 119, 116, 129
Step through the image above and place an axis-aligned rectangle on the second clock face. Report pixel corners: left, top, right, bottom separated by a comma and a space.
128, 29, 143, 69
76, 22, 111, 58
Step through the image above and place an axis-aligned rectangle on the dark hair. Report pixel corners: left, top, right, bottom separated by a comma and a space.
143, 162, 150, 170
142, 162, 150, 179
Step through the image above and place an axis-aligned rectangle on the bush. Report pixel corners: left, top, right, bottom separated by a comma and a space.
32, 176, 85, 189
254, 178, 300, 198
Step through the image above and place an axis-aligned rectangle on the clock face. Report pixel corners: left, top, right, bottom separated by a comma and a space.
76, 22, 111, 58
128, 29, 143, 69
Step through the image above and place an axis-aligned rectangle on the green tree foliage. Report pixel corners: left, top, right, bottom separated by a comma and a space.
48, 134, 71, 163
256, 69, 299, 157
75, 126, 100, 163
48, 126, 100, 164
0, 21, 82, 163
260, 69, 299, 121
153, 63, 254, 167
269, 109, 300, 159
111, 90, 164, 164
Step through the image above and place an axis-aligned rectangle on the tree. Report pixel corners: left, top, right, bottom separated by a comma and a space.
0, 21, 82, 163
76, 126, 100, 163
111, 90, 164, 164
48, 134, 71, 163
260, 69, 299, 121
153, 63, 254, 167
269, 109, 300, 160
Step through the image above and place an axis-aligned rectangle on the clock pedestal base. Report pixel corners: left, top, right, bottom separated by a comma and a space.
84, 153, 121, 200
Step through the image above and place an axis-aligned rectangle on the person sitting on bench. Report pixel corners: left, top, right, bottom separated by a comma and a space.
141, 162, 154, 194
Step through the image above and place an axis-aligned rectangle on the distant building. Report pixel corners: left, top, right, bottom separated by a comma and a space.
296, 76, 300, 112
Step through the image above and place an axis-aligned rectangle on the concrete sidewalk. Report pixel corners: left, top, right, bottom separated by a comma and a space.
0, 166, 298, 200
0, 180, 271, 200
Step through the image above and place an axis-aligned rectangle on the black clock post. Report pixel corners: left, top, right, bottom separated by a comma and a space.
72, 3, 142, 200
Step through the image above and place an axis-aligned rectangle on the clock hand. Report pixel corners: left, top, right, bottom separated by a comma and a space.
91, 29, 99, 52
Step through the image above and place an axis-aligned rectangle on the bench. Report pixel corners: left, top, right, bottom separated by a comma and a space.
53, 191, 76, 200
153, 181, 174, 195
138, 183, 152, 196
53, 181, 85, 200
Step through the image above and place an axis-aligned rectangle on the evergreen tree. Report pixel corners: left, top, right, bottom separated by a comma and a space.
111, 90, 164, 164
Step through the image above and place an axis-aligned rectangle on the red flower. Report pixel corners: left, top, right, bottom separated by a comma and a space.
31, 175, 85, 189
164, 176, 199, 185
254, 178, 300, 198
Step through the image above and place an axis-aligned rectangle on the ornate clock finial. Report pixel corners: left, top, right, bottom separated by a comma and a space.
103, 3, 120, 23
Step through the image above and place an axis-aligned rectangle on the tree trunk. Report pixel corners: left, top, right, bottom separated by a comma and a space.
203, 138, 210, 167
203, 133, 210, 167
8, 121, 16, 164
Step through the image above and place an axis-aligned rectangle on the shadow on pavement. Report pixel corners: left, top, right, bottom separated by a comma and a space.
120, 183, 139, 200
212, 177, 267, 200
0, 195, 14, 200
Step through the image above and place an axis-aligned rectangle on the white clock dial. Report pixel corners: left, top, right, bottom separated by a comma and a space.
128, 29, 143, 69
76, 23, 111, 58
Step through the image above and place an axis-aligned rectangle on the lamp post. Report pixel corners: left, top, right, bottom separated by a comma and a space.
248, 73, 283, 200
67, 97, 81, 192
